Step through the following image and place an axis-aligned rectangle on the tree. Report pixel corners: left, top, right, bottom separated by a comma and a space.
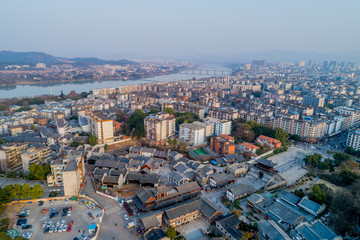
149, 108, 159, 114
0, 138, 5, 145
290, 134, 301, 141
30, 184, 44, 199
311, 184, 329, 204
235, 123, 255, 142
329, 183, 360, 235
333, 152, 351, 166
70, 140, 81, 148
164, 107, 176, 115
166, 225, 177, 240
293, 189, 305, 198
275, 128, 288, 145
104, 144, 109, 151
124, 109, 147, 137
28, 164, 46, 180
116, 110, 126, 122
88, 134, 98, 146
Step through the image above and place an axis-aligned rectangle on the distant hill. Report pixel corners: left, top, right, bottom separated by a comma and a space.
0, 50, 138, 66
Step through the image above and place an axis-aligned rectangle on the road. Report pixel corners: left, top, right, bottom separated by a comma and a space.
82, 175, 139, 240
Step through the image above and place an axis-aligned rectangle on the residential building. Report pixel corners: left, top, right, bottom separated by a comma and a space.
238, 142, 259, 154
62, 155, 85, 196
144, 112, 175, 143
256, 135, 281, 149
207, 107, 239, 120
303, 94, 325, 108
226, 184, 255, 202
210, 135, 235, 155
21, 146, 51, 171
179, 123, 205, 146
346, 128, 360, 150
0, 143, 28, 172
86, 111, 114, 143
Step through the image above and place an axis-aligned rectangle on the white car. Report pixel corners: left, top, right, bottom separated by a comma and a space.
41, 222, 47, 229
124, 214, 129, 221
50, 200, 54, 205
65, 198, 68, 204
56, 221, 60, 227
67, 211, 71, 217
49, 226, 54, 233
62, 225, 67, 232
80, 234, 87, 240
22, 231, 32, 239
54, 226, 58, 233
61, 220, 65, 225
47, 221, 52, 228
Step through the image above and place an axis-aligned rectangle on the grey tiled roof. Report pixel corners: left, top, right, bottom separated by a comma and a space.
164, 198, 221, 220
278, 190, 300, 206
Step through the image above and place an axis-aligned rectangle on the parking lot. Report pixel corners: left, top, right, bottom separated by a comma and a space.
13, 198, 102, 240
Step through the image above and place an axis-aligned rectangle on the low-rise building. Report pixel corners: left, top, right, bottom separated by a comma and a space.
215, 214, 243, 240
256, 135, 281, 149
226, 184, 255, 202
163, 198, 223, 227
238, 142, 259, 154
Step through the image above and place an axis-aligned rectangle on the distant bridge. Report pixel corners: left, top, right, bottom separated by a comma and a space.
180, 69, 232, 75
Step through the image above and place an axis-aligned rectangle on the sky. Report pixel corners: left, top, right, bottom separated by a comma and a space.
0, 0, 359, 60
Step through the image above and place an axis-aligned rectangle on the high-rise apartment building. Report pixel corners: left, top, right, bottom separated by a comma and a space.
21, 146, 51, 171
302, 94, 325, 108
144, 112, 175, 143
86, 112, 114, 144
346, 129, 360, 150
0, 143, 28, 172
179, 123, 205, 146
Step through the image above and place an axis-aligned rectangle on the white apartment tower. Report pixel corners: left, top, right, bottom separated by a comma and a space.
144, 112, 176, 143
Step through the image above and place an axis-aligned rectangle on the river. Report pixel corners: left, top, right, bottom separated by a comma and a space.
0, 65, 230, 99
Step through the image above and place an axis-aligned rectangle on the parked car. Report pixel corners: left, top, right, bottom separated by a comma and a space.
62, 225, 67, 232
49, 226, 54, 233
47, 221, 52, 228
56, 221, 60, 227
61, 220, 65, 225
44, 227, 49, 234
22, 231, 32, 239
41, 222, 47, 229
124, 214, 129, 221
50, 199, 54, 204
65, 198, 68, 203
67, 211, 72, 217
42, 208, 47, 214
22, 224, 32, 230
69, 220, 74, 226
67, 224, 72, 232
80, 234, 87, 240
38, 201, 44, 206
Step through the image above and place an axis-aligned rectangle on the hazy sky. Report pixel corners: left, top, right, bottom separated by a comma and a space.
1, 0, 359, 59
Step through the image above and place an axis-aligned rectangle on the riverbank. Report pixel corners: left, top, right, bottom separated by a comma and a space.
0, 64, 230, 99
0, 69, 181, 87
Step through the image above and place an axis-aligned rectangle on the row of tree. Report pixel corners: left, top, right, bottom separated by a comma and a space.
232, 118, 290, 145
